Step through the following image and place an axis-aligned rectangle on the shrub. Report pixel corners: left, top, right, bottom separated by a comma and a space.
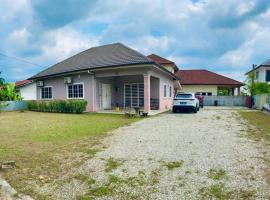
27, 100, 87, 113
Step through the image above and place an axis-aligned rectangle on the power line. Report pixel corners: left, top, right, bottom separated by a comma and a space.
0, 52, 43, 67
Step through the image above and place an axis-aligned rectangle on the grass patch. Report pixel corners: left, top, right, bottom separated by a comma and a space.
235, 189, 256, 199
163, 160, 184, 170
79, 169, 160, 199
0, 111, 139, 199
239, 111, 270, 143
108, 175, 120, 184
199, 183, 231, 200
239, 110, 270, 187
87, 186, 112, 197
105, 158, 123, 172
208, 168, 227, 180
215, 116, 221, 120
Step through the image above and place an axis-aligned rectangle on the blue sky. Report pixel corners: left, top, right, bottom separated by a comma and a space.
1, 0, 270, 82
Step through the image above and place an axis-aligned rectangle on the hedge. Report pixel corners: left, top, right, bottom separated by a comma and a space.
27, 100, 87, 113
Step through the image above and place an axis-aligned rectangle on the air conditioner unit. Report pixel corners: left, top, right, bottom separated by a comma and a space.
37, 81, 44, 87
64, 77, 73, 84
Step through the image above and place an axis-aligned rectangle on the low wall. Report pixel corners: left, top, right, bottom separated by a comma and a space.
254, 94, 270, 110
203, 96, 247, 107
0, 101, 27, 111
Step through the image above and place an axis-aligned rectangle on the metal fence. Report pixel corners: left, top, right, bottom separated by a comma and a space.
254, 94, 270, 110
0, 101, 27, 112
203, 96, 247, 107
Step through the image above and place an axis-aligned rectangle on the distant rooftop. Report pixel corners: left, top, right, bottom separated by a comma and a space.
246, 58, 270, 74
175, 69, 243, 86
147, 54, 178, 70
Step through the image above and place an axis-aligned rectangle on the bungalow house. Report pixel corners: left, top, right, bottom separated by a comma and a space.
245, 59, 270, 84
30, 43, 181, 113
175, 70, 243, 96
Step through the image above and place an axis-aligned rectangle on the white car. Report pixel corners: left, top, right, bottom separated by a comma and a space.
173, 92, 200, 113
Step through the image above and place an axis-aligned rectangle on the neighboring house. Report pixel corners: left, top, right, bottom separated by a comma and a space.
15, 80, 37, 100
246, 59, 270, 83
147, 54, 179, 73
175, 69, 243, 96
30, 43, 181, 113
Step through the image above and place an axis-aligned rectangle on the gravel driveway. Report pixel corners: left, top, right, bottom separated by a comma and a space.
55, 108, 270, 199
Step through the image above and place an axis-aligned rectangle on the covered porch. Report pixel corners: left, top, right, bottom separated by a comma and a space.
95, 74, 161, 114
217, 85, 241, 96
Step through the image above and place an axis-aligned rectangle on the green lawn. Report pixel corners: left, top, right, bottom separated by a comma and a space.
0, 111, 139, 199
239, 111, 270, 143
239, 110, 270, 187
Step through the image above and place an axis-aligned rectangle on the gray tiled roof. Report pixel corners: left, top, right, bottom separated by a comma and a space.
31, 43, 155, 79
261, 59, 270, 66
246, 58, 270, 74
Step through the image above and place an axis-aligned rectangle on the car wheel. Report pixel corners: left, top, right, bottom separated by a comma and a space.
194, 107, 197, 113
197, 107, 200, 111
173, 107, 176, 113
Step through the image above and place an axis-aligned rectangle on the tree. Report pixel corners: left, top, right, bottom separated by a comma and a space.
0, 83, 22, 101
243, 72, 270, 95
0, 71, 5, 86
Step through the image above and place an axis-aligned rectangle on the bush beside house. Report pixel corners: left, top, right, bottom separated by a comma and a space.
27, 100, 87, 113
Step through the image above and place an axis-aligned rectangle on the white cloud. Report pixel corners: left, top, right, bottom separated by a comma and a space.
38, 27, 99, 64
7, 28, 30, 47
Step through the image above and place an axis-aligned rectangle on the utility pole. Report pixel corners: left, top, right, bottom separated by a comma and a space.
251, 64, 256, 96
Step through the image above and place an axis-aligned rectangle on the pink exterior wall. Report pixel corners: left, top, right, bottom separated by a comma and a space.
149, 70, 174, 111
36, 73, 95, 112
36, 66, 175, 113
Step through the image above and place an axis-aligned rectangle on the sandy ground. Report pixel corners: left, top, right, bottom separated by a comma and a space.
35, 108, 270, 199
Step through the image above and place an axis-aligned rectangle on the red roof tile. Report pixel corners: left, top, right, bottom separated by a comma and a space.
175, 69, 243, 86
147, 54, 174, 64
147, 54, 179, 71
15, 80, 32, 88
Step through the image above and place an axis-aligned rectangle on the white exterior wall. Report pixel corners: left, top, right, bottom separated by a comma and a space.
19, 82, 37, 100
180, 85, 218, 95
254, 67, 270, 83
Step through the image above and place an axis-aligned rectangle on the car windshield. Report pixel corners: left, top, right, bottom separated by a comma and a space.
175, 93, 192, 98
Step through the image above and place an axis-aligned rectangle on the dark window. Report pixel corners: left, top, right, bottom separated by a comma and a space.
41, 87, 52, 99
202, 92, 206, 96
266, 70, 270, 82
164, 85, 167, 97
207, 92, 212, 96
169, 86, 172, 97
176, 93, 192, 98
68, 84, 83, 98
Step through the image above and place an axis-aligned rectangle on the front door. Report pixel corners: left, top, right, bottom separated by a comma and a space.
102, 84, 111, 110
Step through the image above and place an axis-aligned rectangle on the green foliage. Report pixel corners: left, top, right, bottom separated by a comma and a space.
27, 100, 87, 113
218, 88, 229, 96
243, 72, 270, 95
0, 83, 22, 101
253, 82, 270, 95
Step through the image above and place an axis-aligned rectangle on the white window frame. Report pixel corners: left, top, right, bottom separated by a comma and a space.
66, 82, 84, 99
124, 83, 144, 108
40, 86, 53, 100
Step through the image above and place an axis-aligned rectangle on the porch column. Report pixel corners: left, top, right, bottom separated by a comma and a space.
144, 74, 150, 113
237, 87, 241, 96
